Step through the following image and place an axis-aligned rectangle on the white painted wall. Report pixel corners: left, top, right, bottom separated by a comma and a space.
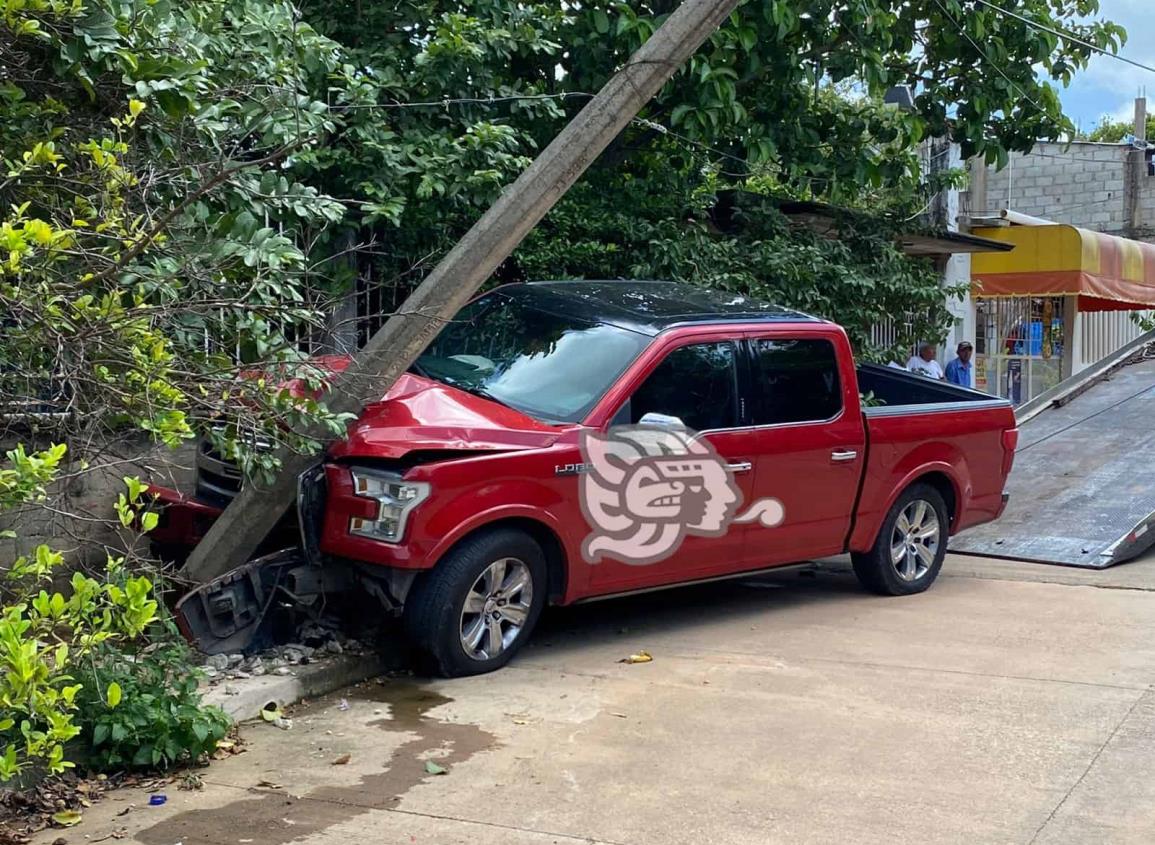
1075, 310, 1151, 373
941, 143, 976, 370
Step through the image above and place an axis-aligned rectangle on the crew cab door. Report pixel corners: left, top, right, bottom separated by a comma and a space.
587, 337, 760, 593
742, 331, 866, 564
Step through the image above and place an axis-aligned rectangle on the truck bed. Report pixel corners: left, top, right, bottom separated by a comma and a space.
855, 363, 1009, 413
848, 364, 1015, 552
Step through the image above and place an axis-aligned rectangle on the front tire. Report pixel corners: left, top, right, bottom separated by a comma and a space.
852, 483, 948, 596
403, 528, 547, 677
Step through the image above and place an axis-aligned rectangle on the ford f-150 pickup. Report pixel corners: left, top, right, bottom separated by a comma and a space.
157, 281, 1017, 677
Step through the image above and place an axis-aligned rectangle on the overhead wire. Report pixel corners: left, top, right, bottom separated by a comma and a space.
970, 0, 1155, 77
336, 92, 596, 110
630, 117, 845, 188
932, 0, 1049, 116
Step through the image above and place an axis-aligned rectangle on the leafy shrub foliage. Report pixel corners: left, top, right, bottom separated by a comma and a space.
0, 447, 225, 781
77, 637, 230, 772
1, 448, 155, 779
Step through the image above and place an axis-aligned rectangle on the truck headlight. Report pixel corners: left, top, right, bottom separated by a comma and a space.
348, 468, 430, 543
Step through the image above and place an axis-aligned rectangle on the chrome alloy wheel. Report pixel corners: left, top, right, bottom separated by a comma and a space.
890, 499, 940, 582
459, 557, 533, 661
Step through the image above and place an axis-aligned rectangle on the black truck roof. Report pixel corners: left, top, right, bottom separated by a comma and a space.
496, 280, 821, 336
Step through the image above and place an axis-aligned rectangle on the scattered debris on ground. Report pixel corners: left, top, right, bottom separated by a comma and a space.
619, 650, 653, 664
0, 729, 246, 843
0, 772, 162, 843
177, 771, 204, 791
259, 704, 293, 730
199, 615, 374, 685
1, 773, 112, 842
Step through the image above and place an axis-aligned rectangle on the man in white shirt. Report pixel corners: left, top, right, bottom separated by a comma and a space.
906, 342, 945, 379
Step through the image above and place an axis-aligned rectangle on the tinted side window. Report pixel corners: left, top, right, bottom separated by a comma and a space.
628, 342, 738, 430
752, 339, 841, 425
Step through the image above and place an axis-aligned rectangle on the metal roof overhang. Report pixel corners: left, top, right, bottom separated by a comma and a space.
899, 231, 1016, 256
774, 201, 1016, 257
971, 225, 1155, 312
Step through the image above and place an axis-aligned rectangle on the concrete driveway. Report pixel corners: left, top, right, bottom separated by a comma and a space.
40, 554, 1155, 845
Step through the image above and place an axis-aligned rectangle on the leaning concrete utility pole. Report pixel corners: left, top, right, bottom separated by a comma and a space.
182, 0, 743, 583
1127, 96, 1147, 236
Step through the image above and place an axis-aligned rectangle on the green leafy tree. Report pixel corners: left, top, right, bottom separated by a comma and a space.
1083, 116, 1155, 143
293, 0, 1123, 343
0, 0, 359, 781
559, 0, 1123, 177
1, 0, 360, 468
514, 146, 958, 362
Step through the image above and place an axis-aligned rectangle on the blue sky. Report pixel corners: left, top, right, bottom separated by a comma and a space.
1058, 0, 1154, 132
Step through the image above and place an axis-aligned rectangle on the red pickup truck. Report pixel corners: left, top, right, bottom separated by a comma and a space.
160, 281, 1017, 677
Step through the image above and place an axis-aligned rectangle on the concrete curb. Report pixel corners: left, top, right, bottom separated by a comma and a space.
202, 652, 387, 722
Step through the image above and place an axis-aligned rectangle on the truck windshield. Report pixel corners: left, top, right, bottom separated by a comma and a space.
413, 292, 650, 423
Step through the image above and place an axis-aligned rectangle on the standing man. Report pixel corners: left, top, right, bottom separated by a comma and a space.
945, 341, 974, 388
906, 342, 945, 379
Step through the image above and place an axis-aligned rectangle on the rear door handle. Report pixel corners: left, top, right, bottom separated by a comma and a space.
831, 449, 858, 463
726, 461, 753, 474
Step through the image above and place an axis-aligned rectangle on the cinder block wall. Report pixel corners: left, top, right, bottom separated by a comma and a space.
981, 142, 1129, 231
1142, 173, 1155, 229
0, 435, 196, 568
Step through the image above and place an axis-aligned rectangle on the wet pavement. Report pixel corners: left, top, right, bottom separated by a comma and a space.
136, 684, 495, 845
35, 553, 1155, 845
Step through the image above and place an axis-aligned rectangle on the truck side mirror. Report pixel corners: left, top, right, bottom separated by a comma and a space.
638, 411, 687, 429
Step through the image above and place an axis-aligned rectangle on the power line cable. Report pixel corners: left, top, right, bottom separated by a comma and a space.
971, 0, 1155, 77
337, 92, 596, 110
631, 117, 754, 168
630, 117, 849, 189
933, 0, 1049, 116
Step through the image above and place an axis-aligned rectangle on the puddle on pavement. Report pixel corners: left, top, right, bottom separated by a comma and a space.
137, 682, 496, 845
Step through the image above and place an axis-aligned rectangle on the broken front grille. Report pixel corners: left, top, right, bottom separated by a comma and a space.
195, 439, 244, 508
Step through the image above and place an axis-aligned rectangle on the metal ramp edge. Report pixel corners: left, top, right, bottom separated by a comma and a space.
1013, 328, 1155, 426
950, 347, 1155, 568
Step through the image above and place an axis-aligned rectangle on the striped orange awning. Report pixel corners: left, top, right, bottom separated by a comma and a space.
971, 225, 1155, 312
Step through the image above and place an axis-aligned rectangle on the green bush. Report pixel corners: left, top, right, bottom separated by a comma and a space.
77, 635, 230, 771
0, 446, 229, 781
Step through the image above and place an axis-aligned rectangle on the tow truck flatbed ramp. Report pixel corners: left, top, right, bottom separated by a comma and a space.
951, 354, 1155, 568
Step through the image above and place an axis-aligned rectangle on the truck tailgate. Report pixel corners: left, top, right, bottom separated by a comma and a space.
849, 365, 1015, 553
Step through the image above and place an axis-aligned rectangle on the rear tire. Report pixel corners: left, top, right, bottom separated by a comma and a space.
852, 483, 948, 596
403, 528, 547, 678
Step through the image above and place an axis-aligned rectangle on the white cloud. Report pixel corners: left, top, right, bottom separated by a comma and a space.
1057, 0, 1154, 127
